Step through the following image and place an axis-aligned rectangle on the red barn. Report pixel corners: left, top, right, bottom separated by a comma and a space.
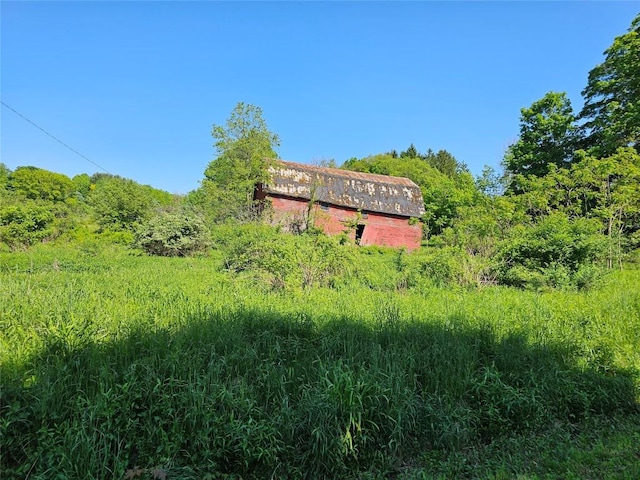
255, 161, 425, 250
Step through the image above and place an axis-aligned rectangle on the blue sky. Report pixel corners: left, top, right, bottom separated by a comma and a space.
1, 1, 638, 194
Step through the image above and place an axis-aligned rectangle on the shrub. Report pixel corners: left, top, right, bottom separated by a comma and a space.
496, 212, 607, 289
135, 209, 210, 257
400, 247, 491, 289
0, 203, 54, 249
221, 224, 354, 290
298, 233, 355, 289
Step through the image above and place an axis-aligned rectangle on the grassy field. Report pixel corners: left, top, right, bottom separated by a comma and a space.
1, 243, 639, 479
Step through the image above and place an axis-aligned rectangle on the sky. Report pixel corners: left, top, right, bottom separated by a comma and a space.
1, 1, 638, 195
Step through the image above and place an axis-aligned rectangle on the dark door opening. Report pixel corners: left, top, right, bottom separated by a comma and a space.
355, 224, 365, 245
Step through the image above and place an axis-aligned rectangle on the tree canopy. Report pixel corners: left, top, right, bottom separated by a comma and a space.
198, 102, 280, 222
580, 14, 640, 157
9, 166, 75, 202
1, 13, 639, 286
342, 148, 478, 236
503, 91, 579, 186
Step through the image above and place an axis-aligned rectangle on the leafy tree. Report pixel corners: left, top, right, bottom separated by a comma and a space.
0, 164, 10, 202
475, 166, 504, 197
72, 173, 92, 198
0, 163, 10, 188
139, 184, 176, 207
88, 177, 153, 231
341, 153, 478, 236
441, 195, 525, 258
574, 148, 640, 266
394, 145, 466, 178
222, 224, 354, 290
580, 14, 640, 157
504, 92, 580, 189
9, 166, 74, 202
89, 172, 124, 184
508, 147, 640, 266
421, 171, 477, 236
199, 102, 280, 222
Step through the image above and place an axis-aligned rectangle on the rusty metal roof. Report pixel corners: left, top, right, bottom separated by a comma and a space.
263, 160, 425, 218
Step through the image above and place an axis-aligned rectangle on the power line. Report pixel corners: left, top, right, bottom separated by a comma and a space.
1, 100, 111, 174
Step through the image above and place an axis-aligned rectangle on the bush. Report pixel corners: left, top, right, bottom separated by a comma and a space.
496, 213, 607, 289
298, 233, 356, 288
135, 209, 210, 257
221, 224, 354, 290
399, 247, 492, 289
0, 203, 55, 249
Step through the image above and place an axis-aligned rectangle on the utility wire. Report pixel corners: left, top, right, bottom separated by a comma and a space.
1, 100, 111, 173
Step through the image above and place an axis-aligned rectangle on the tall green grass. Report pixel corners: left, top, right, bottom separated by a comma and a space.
1, 244, 639, 479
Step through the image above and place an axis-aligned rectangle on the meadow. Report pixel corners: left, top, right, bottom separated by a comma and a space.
1, 242, 639, 479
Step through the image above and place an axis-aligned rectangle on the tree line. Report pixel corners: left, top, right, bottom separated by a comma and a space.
1, 13, 638, 290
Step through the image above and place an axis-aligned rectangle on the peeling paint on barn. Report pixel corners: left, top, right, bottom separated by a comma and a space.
255, 161, 425, 250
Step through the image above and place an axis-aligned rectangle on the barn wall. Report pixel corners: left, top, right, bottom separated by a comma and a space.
266, 194, 422, 250
359, 211, 423, 250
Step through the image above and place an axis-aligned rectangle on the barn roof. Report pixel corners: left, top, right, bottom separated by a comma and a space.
263, 160, 425, 218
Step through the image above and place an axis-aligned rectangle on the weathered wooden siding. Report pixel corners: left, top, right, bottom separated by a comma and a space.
358, 211, 422, 250
266, 194, 422, 250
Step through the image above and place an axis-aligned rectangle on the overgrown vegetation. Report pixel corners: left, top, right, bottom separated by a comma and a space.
1, 13, 640, 479
1, 243, 638, 478
134, 208, 210, 257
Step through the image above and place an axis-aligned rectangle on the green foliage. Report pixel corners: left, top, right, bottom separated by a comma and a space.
341, 152, 478, 236
298, 233, 355, 288
9, 166, 74, 202
221, 223, 297, 288
580, 14, 640, 157
221, 224, 354, 290
578, 148, 640, 237
509, 148, 640, 265
0, 163, 10, 188
396, 144, 467, 178
499, 15, 640, 265
198, 102, 280, 223
421, 170, 478, 236
135, 208, 210, 257
412, 247, 471, 287
504, 92, 579, 189
88, 176, 153, 231
142, 183, 175, 207
0, 164, 11, 205
71, 173, 92, 198
0, 203, 55, 249
496, 212, 607, 289
1, 245, 638, 478
425, 148, 467, 177
440, 196, 525, 256
475, 165, 505, 197
400, 143, 419, 158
